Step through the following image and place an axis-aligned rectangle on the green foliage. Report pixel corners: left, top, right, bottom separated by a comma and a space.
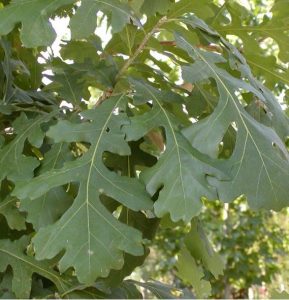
0, 0, 288, 298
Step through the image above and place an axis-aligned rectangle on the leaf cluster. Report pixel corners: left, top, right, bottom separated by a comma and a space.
0, 0, 288, 298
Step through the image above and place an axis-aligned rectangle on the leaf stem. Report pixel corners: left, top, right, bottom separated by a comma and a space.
97, 16, 167, 105
115, 16, 168, 81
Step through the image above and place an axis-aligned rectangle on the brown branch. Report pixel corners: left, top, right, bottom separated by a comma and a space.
159, 40, 223, 53
159, 40, 177, 46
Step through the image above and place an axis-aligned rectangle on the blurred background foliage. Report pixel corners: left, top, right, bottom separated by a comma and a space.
131, 199, 289, 299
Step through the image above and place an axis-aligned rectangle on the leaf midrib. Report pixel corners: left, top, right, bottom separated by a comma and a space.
85, 94, 124, 272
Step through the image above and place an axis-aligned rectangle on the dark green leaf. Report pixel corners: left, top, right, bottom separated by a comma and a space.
124, 80, 223, 222
13, 95, 152, 284
176, 33, 289, 210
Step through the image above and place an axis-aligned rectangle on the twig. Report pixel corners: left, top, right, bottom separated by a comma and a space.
97, 16, 167, 106
115, 16, 168, 81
